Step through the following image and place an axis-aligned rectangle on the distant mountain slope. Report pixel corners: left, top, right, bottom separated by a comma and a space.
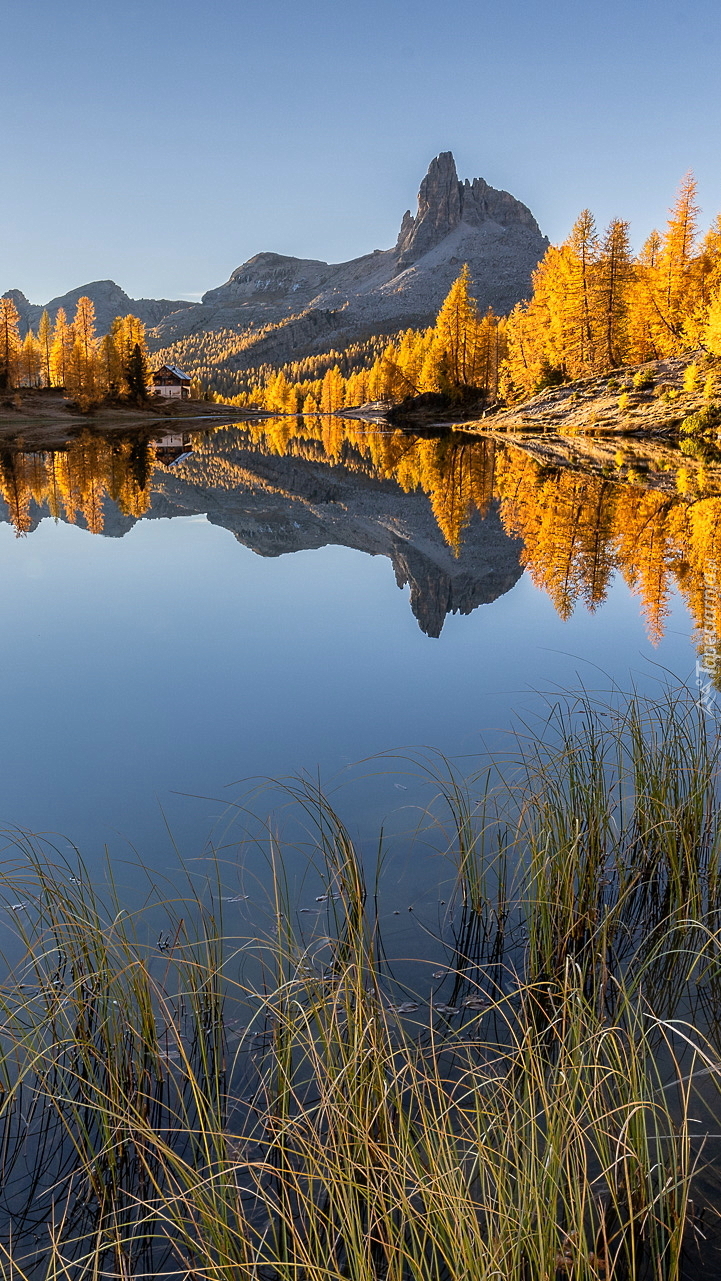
3, 153, 548, 370
2, 281, 192, 337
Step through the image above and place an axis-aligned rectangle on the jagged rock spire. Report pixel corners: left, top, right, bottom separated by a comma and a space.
396, 153, 462, 268
396, 151, 543, 269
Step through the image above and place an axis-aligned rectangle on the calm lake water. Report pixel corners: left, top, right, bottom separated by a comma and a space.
0, 417, 708, 887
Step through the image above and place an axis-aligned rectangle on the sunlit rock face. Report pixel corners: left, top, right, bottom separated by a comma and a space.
395, 152, 463, 267
395, 152, 543, 268
146, 153, 548, 365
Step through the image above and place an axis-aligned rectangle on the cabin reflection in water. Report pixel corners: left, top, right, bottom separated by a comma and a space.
154, 431, 193, 465
0, 416, 720, 681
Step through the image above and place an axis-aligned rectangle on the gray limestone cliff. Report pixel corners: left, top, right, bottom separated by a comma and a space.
395, 152, 543, 267
145, 152, 548, 369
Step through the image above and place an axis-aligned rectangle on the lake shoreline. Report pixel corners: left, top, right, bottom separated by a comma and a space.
0, 387, 269, 449
423, 350, 719, 438
3, 348, 719, 458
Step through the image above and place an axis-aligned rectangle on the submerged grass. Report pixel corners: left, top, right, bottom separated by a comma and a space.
0, 692, 718, 1277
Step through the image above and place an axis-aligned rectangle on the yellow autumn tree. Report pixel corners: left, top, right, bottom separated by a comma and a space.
501, 243, 579, 396
19, 331, 42, 386
0, 297, 21, 391
37, 310, 52, 386
102, 315, 149, 398
50, 308, 73, 388
320, 366, 345, 413
564, 210, 599, 375
432, 264, 486, 392
265, 370, 298, 413
0, 450, 33, 533
595, 219, 633, 367
626, 231, 664, 362
66, 297, 104, 404
652, 172, 700, 355
705, 285, 721, 355
344, 368, 368, 407
683, 213, 721, 346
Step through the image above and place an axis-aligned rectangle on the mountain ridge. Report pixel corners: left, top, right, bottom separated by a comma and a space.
4, 153, 548, 370
2, 282, 193, 339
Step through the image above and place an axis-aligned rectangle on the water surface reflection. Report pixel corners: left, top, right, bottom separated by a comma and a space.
0, 414, 711, 860
2, 416, 721, 666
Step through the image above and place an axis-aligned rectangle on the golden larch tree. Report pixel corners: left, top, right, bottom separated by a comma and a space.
50, 309, 73, 387
705, 285, 721, 355
595, 219, 633, 367
626, 231, 664, 362
19, 331, 42, 387
564, 210, 599, 374
320, 366, 345, 413
37, 310, 52, 386
66, 297, 104, 404
433, 265, 485, 391
653, 173, 700, 353
0, 297, 21, 391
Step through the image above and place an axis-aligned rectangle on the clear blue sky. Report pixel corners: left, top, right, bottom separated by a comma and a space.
3, 0, 720, 304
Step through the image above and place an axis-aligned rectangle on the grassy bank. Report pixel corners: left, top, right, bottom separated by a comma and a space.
0, 691, 720, 1278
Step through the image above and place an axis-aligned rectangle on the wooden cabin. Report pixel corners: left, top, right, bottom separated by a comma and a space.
151, 364, 191, 400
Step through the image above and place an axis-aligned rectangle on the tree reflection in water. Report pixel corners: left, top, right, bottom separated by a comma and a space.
2, 417, 721, 681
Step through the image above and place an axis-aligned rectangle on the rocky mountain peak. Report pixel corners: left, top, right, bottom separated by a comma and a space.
396, 152, 461, 267
6, 154, 548, 363
152, 148, 548, 362
396, 151, 544, 269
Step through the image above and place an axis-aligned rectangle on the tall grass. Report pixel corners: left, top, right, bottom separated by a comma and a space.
0, 691, 718, 1277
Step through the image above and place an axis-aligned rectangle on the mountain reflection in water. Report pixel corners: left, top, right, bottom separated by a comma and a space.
1, 415, 721, 669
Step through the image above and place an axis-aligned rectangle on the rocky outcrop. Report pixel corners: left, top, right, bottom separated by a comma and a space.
2, 290, 33, 327
395, 152, 463, 266
396, 152, 544, 268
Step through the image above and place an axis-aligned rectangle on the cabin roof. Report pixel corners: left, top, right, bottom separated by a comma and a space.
153, 364, 191, 382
